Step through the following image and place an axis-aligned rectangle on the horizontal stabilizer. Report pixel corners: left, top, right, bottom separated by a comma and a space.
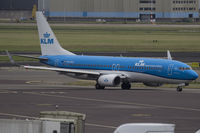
13, 54, 48, 60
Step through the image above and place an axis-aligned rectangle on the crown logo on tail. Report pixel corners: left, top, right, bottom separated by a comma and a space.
43, 32, 50, 38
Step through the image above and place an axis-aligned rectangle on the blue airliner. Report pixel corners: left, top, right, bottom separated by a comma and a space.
24, 12, 198, 92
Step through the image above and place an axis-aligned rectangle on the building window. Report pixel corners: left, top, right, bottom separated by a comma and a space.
173, 0, 197, 4
140, 0, 156, 4
140, 7, 155, 11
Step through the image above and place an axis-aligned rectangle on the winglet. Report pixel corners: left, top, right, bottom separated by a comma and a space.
167, 50, 172, 60
5, 50, 15, 65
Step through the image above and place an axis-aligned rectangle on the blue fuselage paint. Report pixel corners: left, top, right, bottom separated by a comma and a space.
40, 55, 198, 81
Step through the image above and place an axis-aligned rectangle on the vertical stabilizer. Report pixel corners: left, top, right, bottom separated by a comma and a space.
36, 12, 75, 55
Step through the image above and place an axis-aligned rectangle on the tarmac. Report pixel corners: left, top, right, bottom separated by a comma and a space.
0, 67, 200, 133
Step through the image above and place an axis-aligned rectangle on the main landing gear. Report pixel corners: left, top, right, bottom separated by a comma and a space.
95, 83, 105, 90
95, 82, 131, 90
121, 82, 131, 90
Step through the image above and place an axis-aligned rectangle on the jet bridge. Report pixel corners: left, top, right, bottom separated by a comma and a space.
0, 111, 86, 133
40, 111, 86, 133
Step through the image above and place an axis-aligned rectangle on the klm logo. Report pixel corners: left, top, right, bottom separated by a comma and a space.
104, 78, 109, 82
40, 32, 54, 44
135, 60, 145, 66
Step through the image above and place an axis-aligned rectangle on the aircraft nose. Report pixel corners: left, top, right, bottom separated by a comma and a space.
190, 71, 199, 80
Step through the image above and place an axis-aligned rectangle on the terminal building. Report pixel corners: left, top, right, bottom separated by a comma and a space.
0, 0, 199, 21
0, 0, 37, 20
38, 0, 199, 21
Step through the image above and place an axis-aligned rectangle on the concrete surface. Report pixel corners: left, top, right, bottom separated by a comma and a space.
0, 68, 200, 133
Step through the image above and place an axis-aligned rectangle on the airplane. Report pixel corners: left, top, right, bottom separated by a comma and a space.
15, 11, 199, 92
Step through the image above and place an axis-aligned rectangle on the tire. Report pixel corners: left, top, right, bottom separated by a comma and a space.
121, 83, 131, 90
177, 86, 183, 92
95, 83, 105, 90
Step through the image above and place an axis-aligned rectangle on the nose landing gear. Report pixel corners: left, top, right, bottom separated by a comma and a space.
177, 83, 188, 92
176, 86, 183, 92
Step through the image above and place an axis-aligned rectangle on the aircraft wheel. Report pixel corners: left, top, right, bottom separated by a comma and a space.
95, 83, 105, 90
121, 82, 131, 90
177, 86, 183, 92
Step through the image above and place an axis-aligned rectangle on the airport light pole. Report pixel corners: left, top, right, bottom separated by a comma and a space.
42, 0, 45, 15
43, 0, 44, 10
151, 0, 153, 21
64, 0, 66, 22
150, 0, 155, 22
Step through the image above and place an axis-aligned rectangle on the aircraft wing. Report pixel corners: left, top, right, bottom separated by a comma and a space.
24, 66, 128, 79
24, 66, 100, 75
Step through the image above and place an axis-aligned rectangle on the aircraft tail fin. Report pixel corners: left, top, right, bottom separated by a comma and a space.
36, 11, 75, 56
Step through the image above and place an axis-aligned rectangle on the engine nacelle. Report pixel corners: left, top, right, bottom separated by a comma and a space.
143, 82, 163, 87
98, 74, 121, 87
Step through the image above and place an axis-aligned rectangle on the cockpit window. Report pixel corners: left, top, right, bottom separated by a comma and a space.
179, 67, 192, 70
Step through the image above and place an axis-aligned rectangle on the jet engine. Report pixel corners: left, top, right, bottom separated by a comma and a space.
98, 74, 121, 86
143, 82, 163, 87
